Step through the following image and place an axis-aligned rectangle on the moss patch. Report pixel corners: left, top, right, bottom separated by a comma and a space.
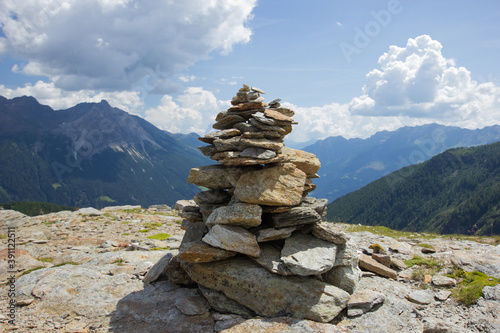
147, 233, 171, 240
448, 268, 500, 306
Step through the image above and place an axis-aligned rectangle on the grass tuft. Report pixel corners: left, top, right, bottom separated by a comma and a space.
447, 268, 499, 306
147, 233, 171, 240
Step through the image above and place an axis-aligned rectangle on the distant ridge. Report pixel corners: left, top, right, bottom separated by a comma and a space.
305, 123, 500, 202
0, 95, 209, 208
326, 141, 500, 236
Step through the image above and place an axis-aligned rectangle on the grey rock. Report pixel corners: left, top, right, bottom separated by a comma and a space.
182, 257, 350, 323
164, 255, 195, 285
174, 289, 211, 315
202, 225, 261, 257
483, 284, 500, 300
206, 203, 262, 228
406, 290, 434, 305
334, 239, 360, 267
148, 204, 172, 212
256, 226, 296, 242
181, 222, 207, 243
281, 233, 337, 276
312, 222, 349, 244
372, 253, 392, 268
251, 86, 265, 94
359, 254, 398, 279
270, 207, 321, 228
194, 189, 232, 205
435, 290, 452, 301
300, 197, 328, 217
198, 285, 254, 317
251, 243, 294, 275
143, 253, 173, 284
347, 289, 385, 317
77, 207, 103, 216
431, 275, 456, 287
322, 265, 360, 294
240, 147, 277, 159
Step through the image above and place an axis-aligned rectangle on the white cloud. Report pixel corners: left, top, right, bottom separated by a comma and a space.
144, 87, 230, 134
179, 75, 197, 83
0, 0, 256, 92
0, 81, 143, 111
289, 35, 500, 142
349, 35, 500, 123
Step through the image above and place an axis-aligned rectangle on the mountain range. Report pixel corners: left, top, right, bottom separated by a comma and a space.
0, 95, 209, 208
326, 141, 500, 236
305, 124, 500, 203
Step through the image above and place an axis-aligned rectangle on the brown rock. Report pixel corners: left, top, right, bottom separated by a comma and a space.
202, 225, 261, 257
213, 115, 246, 130
234, 163, 306, 206
187, 165, 256, 189
359, 254, 398, 279
371, 253, 392, 268
264, 109, 295, 123
280, 147, 321, 176
256, 226, 296, 242
228, 102, 267, 111
179, 241, 237, 263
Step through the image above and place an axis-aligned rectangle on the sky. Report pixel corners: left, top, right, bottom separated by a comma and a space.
1, 0, 500, 145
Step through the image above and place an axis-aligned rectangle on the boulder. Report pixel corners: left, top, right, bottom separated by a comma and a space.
202, 225, 261, 257
281, 233, 337, 276
280, 147, 321, 176
234, 163, 306, 206
431, 275, 457, 287
182, 257, 350, 323
406, 290, 434, 305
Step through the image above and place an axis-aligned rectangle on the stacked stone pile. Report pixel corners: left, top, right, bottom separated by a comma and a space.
168, 85, 361, 323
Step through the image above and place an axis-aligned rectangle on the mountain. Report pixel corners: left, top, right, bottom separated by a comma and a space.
0, 95, 209, 208
305, 124, 500, 202
326, 141, 500, 236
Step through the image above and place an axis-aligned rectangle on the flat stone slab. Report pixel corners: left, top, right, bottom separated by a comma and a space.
187, 165, 256, 189
179, 241, 237, 263
312, 222, 350, 244
406, 290, 434, 305
182, 257, 350, 323
347, 289, 385, 317
234, 163, 306, 207
359, 254, 398, 279
205, 203, 262, 228
202, 225, 261, 257
281, 233, 337, 276
256, 227, 296, 242
251, 243, 294, 275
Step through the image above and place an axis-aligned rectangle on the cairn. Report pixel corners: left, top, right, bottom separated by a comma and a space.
170, 85, 360, 322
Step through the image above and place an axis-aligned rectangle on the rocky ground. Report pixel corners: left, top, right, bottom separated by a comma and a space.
1, 206, 499, 333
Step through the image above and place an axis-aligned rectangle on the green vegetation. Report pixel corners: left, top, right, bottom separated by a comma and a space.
98, 196, 116, 203
53, 262, 79, 267
368, 243, 385, 254
150, 247, 170, 251
448, 268, 500, 305
343, 224, 438, 240
18, 266, 45, 278
417, 243, 435, 249
147, 233, 171, 240
1, 201, 77, 216
0, 233, 6, 239
404, 255, 442, 268
327, 142, 500, 236
38, 257, 54, 263
111, 258, 125, 266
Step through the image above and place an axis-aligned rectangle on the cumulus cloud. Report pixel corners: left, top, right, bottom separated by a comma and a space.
0, 81, 143, 111
0, 0, 256, 92
144, 87, 229, 134
288, 35, 500, 142
349, 35, 500, 124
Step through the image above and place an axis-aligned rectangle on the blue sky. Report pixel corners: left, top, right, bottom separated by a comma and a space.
1, 0, 499, 144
